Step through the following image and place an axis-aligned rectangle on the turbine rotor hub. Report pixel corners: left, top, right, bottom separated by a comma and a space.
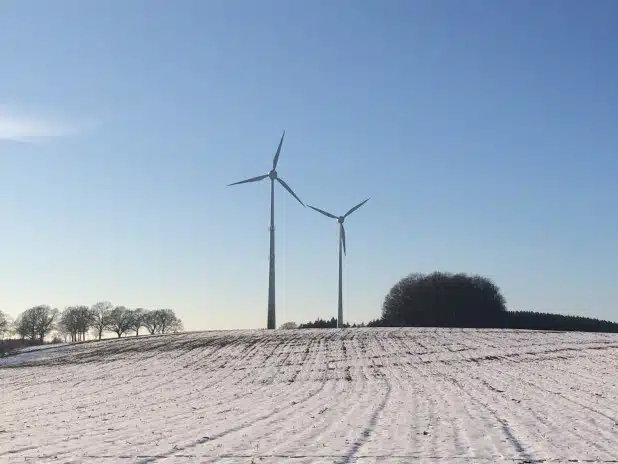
338, 216, 344, 223
269, 170, 278, 179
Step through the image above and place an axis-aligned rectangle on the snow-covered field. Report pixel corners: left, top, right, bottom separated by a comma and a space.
2, 328, 618, 463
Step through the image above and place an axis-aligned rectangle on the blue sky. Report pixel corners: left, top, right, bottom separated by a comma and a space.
1, 0, 617, 330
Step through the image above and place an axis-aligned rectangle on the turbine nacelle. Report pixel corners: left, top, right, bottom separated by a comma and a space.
226, 132, 304, 207
307, 198, 370, 258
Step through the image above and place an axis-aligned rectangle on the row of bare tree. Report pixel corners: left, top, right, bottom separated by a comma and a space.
0, 303, 183, 344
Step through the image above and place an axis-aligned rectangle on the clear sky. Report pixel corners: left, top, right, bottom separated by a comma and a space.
1, 0, 617, 330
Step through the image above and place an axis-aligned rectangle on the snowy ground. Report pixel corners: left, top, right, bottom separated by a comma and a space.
2, 328, 618, 463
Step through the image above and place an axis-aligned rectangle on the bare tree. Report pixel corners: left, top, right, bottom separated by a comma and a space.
105, 306, 134, 338
169, 317, 183, 333
14, 314, 30, 341
56, 324, 71, 343
76, 305, 94, 341
15, 308, 40, 342
14, 305, 59, 343
6, 323, 16, 340
59, 308, 78, 342
0, 311, 11, 341
143, 310, 159, 335
60, 306, 94, 342
278, 322, 298, 330
143, 309, 183, 335
129, 308, 146, 336
91, 301, 113, 341
34, 306, 60, 342
159, 309, 182, 334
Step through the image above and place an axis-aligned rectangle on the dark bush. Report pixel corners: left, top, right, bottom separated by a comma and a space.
381, 272, 507, 328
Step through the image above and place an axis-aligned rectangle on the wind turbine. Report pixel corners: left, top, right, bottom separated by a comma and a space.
307, 198, 369, 328
227, 131, 304, 330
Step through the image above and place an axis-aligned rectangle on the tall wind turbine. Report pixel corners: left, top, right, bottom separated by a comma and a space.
227, 131, 305, 330
307, 198, 369, 328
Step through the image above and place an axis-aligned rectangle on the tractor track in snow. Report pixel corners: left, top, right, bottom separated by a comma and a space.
2, 328, 618, 463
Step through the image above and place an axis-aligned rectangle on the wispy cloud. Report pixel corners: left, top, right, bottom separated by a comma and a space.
0, 105, 89, 142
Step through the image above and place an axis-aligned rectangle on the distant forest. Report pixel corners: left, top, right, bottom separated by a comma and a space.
296, 313, 618, 332
294, 272, 618, 333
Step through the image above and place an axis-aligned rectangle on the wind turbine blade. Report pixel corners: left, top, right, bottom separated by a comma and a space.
227, 174, 269, 186
343, 197, 370, 218
340, 223, 347, 256
307, 205, 337, 219
276, 177, 305, 206
272, 131, 285, 169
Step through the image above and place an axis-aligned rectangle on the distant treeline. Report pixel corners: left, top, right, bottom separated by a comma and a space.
502, 310, 618, 333
297, 311, 618, 333
298, 317, 356, 329
352, 311, 618, 333
0, 304, 183, 346
294, 272, 618, 333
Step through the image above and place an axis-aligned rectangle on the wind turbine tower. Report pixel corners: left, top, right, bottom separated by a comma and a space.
227, 132, 304, 329
307, 198, 369, 328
